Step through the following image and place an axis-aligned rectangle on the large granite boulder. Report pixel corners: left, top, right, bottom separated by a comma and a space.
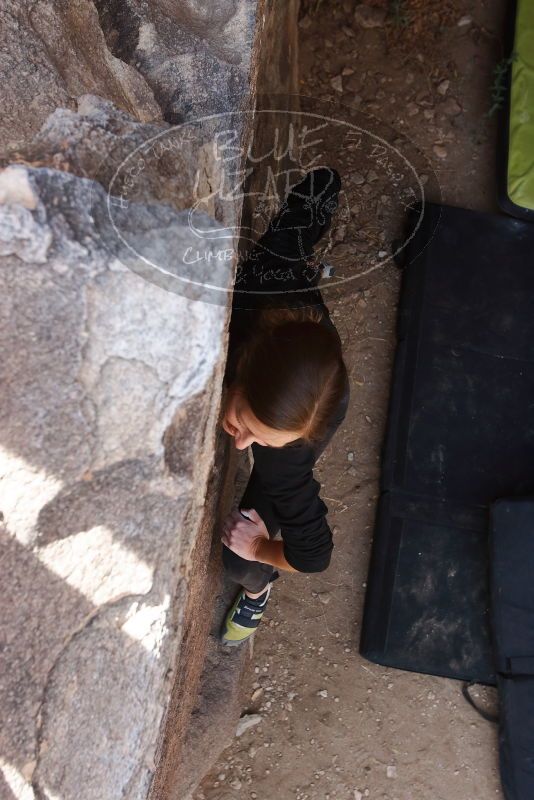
0, 162, 231, 800
0, 1, 300, 798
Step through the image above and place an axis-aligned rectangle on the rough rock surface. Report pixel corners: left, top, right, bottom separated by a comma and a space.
0, 1, 300, 799
0, 164, 229, 800
3, 97, 188, 210
1, 0, 263, 153
1, 0, 161, 150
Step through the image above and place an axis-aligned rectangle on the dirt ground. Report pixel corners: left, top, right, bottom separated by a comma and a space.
194, 1, 506, 798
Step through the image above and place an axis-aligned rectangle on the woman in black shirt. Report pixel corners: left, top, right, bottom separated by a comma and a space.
220, 167, 350, 645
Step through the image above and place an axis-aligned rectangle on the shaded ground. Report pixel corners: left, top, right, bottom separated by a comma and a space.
195, 1, 506, 798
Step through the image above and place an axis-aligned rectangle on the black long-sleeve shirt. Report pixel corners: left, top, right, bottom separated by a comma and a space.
225, 168, 350, 572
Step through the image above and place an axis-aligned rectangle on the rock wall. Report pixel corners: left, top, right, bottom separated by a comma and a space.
0, 157, 229, 799
0, 2, 299, 800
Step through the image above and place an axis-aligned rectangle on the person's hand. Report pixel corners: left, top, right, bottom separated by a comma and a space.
221, 508, 269, 561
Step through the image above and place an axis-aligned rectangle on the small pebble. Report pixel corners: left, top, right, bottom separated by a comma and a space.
441, 97, 462, 116
236, 714, 262, 737
331, 75, 344, 93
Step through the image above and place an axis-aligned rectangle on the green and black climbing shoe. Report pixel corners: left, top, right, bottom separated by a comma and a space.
220, 580, 275, 646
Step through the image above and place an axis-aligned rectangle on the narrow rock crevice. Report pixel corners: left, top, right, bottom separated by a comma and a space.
93, 0, 142, 64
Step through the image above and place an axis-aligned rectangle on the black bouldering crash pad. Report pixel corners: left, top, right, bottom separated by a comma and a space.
491, 498, 534, 800
360, 202, 534, 684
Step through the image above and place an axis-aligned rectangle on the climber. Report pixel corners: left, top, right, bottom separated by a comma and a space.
219, 166, 350, 646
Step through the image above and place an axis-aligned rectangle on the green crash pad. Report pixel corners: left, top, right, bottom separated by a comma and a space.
507, 0, 534, 212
